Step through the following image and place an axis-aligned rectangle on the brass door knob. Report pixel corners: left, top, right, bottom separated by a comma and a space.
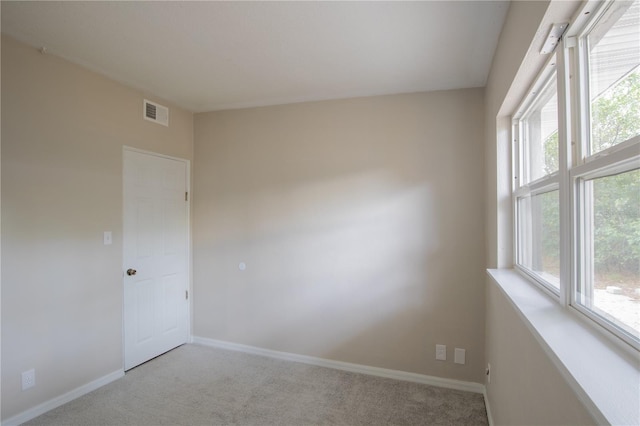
126, 268, 137, 276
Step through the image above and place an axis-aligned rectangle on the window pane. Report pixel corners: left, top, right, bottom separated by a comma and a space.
521, 72, 559, 183
588, 0, 640, 155
517, 190, 560, 289
578, 169, 640, 339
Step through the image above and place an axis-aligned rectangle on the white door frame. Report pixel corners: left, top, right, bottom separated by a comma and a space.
122, 146, 191, 370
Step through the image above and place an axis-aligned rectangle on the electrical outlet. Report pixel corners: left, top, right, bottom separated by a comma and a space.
22, 369, 35, 390
454, 348, 466, 364
486, 363, 491, 384
435, 344, 446, 361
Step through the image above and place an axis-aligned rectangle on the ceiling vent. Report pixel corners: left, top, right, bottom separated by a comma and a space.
143, 99, 169, 126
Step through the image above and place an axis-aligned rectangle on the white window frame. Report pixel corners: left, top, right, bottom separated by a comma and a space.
513, 53, 563, 297
513, 0, 640, 351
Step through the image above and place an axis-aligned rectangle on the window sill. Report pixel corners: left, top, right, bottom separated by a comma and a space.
487, 269, 639, 426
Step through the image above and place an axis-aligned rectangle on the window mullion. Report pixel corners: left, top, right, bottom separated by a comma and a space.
575, 35, 590, 165
557, 38, 572, 306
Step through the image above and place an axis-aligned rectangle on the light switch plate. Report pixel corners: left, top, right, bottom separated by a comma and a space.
454, 348, 466, 364
104, 231, 112, 245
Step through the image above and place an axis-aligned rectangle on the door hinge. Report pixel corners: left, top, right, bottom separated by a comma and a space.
185, 192, 188, 202
185, 290, 189, 300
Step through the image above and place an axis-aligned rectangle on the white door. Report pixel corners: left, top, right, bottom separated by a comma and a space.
123, 149, 189, 370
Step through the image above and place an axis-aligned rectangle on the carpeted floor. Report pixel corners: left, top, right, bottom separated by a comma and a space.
25, 344, 488, 425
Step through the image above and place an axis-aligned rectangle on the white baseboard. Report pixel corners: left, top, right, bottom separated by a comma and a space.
2, 369, 124, 426
483, 388, 494, 426
192, 336, 485, 394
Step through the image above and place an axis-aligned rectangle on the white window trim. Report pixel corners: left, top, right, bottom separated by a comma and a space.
512, 0, 640, 351
512, 51, 563, 296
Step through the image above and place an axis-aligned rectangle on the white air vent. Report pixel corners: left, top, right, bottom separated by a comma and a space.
143, 99, 169, 126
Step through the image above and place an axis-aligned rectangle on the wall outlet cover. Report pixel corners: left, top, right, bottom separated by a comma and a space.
22, 369, 35, 390
435, 344, 446, 361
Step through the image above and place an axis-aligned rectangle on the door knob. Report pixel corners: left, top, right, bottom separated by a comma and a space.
127, 268, 137, 276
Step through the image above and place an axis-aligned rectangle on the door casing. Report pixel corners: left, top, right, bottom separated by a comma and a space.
122, 146, 191, 370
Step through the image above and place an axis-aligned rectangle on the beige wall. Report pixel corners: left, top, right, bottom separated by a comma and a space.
1, 35, 193, 420
193, 90, 486, 383
486, 281, 596, 425
483, 1, 595, 424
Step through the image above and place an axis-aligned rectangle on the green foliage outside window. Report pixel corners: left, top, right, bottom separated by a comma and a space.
540, 70, 640, 279
592, 71, 640, 152
591, 71, 640, 277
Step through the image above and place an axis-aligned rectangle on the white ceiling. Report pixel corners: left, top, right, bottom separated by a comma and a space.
1, 1, 509, 113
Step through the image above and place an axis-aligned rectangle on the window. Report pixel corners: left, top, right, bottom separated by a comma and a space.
521, 71, 560, 184
513, 0, 640, 349
514, 57, 561, 292
586, 1, 640, 155
516, 190, 561, 288
575, 168, 640, 340
574, 0, 640, 344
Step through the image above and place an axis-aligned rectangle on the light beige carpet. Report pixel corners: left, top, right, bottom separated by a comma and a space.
25, 344, 488, 425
